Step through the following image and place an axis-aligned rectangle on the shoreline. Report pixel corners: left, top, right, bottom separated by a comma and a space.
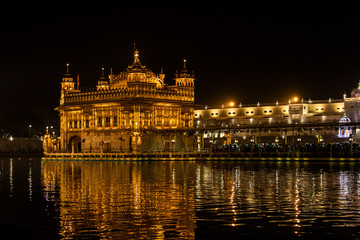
42, 156, 360, 162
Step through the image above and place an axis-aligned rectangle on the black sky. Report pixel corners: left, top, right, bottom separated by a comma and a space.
1, 4, 360, 136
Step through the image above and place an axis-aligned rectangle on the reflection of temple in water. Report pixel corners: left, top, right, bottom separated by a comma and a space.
42, 161, 197, 239
41, 160, 360, 238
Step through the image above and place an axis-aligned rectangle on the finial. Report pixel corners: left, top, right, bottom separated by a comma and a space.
183, 59, 187, 69
110, 68, 113, 75
99, 67, 107, 81
66, 63, 70, 73
132, 43, 141, 64
134, 50, 140, 63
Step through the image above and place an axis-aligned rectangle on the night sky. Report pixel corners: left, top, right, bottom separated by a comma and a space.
1, 4, 360, 136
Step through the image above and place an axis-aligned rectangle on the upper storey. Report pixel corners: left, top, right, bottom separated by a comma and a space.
59, 48, 195, 106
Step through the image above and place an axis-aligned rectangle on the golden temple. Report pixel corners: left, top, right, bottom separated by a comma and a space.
45, 48, 195, 154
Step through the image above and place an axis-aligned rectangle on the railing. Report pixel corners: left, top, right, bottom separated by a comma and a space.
63, 87, 194, 105
199, 99, 344, 109
43, 149, 360, 160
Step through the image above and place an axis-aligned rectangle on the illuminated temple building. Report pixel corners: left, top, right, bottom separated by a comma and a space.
43, 48, 360, 154
49, 49, 195, 153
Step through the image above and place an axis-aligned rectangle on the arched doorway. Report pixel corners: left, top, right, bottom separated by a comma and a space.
69, 135, 82, 153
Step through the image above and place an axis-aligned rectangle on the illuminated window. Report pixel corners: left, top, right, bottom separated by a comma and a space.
336, 107, 344, 112
85, 120, 90, 128
245, 110, 254, 115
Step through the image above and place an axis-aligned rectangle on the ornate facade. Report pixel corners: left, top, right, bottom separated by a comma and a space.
54, 49, 195, 153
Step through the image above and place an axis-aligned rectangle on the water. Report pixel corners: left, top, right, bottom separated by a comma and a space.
1, 158, 360, 239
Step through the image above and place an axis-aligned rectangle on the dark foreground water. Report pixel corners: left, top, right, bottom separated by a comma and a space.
1, 158, 360, 239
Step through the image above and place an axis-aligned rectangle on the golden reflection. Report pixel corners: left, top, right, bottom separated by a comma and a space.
41, 161, 360, 238
42, 161, 196, 239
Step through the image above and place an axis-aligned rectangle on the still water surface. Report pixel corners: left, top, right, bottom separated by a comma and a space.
1, 158, 360, 239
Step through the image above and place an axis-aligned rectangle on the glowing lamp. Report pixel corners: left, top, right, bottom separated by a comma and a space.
293, 97, 298, 102
229, 102, 235, 107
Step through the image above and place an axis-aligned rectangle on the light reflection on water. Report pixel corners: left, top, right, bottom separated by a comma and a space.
42, 161, 197, 239
1, 158, 360, 239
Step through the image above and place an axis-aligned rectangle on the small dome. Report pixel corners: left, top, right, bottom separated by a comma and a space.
339, 114, 351, 123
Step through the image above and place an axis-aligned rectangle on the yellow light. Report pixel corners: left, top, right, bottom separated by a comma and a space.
293, 97, 298, 102
229, 102, 235, 107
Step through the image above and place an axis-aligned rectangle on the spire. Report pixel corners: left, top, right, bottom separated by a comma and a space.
64, 63, 72, 77
134, 49, 140, 64
97, 67, 109, 91
77, 73, 80, 90
108, 67, 115, 84
174, 59, 195, 87
180, 59, 189, 74
159, 67, 165, 80
99, 67, 107, 81
62, 63, 73, 83
131, 43, 142, 65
